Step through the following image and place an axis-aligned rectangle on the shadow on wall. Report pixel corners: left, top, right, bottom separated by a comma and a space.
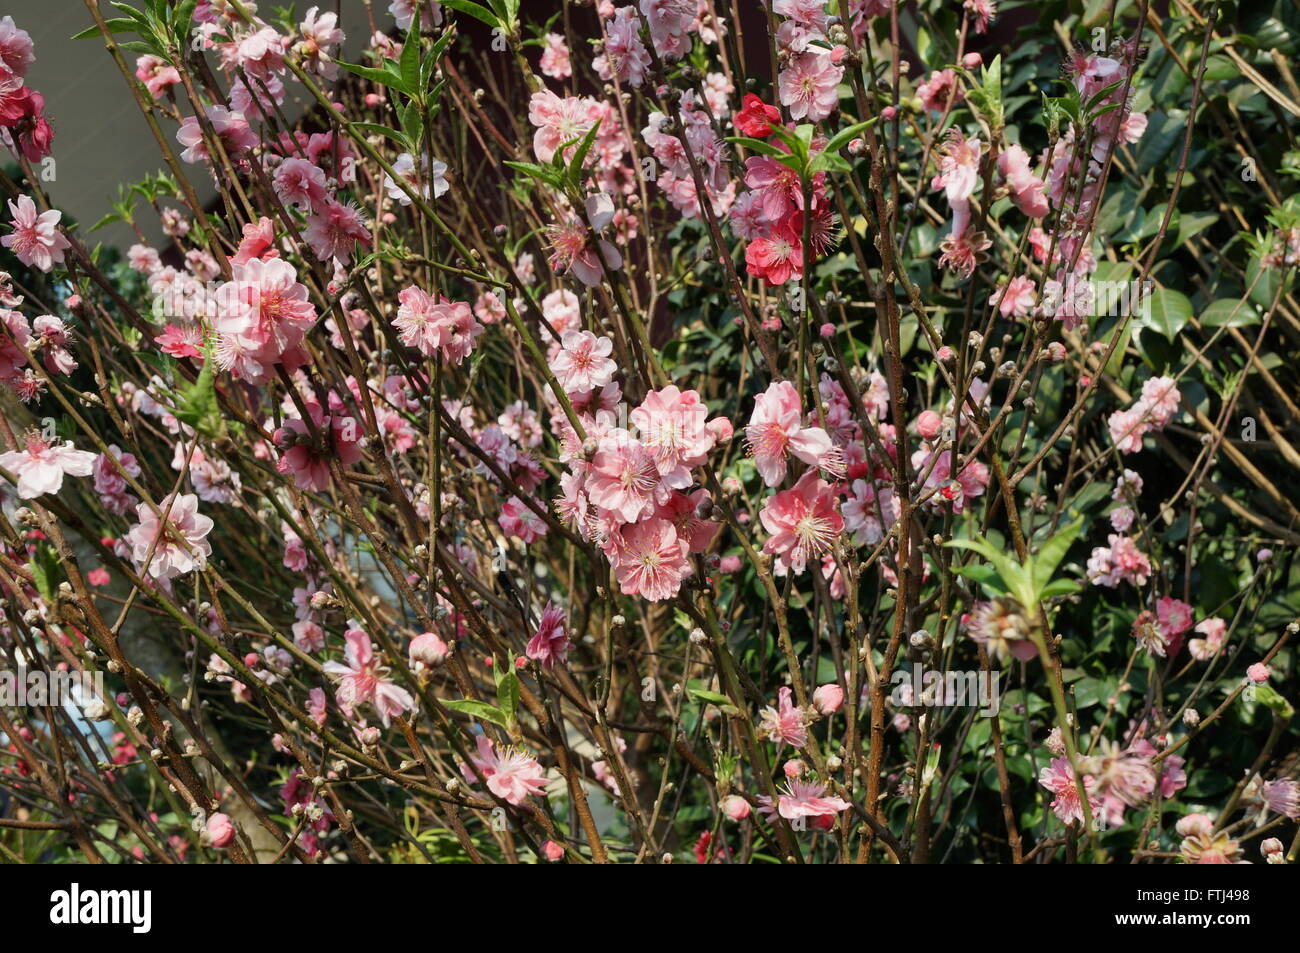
13, 0, 372, 253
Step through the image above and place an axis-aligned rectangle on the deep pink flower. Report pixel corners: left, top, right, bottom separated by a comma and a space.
759, 470, 844, 575
526, 604, 569, 668
610, 517, 691, 601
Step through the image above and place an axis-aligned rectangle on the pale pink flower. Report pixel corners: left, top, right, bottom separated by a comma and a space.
134, 54, 181, 98
176, 106, 256, 164
588, 436, 667, 523
1086, 533, 1151, 587
125, 493, 214, 582
1038, 756, 1099, 825
1188, 617, 1226, 661
409, 631, 449, 671
778, 51, 842, 122
758, 779, 851, 821
720, 794, 751, 820
273, 404, 364, 491
498, 495, 548, 544
0, 16, 35, 80
745, 380, 843, 487
393, 286, 482, 365
322, 626, 415, 727
550, 330, 617, 394
528, 89, 601, 163
630, 385, 717, 486
594, 7, 650, 88
990, 274, 1037, 317
215, 257, 317, 384
759, 470, 844, 576
0, 432, 95, 498
2, 195, 70, 272
813, 683, 844, 714
303, 200, 371, 263
272, 157, 329, 212
917, 69, 959, 114
759, 686, 809, 748
459, 735, 548, 805
998, 144, 1049, 218
539, 33, 571, 80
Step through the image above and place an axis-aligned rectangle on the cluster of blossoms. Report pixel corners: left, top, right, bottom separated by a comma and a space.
0, 0, 1294, 871
0, 16, 51, 162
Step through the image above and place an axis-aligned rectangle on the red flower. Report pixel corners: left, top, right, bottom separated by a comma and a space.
735, 93, 781, 138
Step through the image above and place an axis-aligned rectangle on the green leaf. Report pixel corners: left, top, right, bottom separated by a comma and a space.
494, 656, 521, 724
338, 59, 404, 91
1139, 287, 1192, 341
724, 135, 785, 158
400, 19, 421, 97
1030, 515, 1083, 597
440, 0, 500, 28
442, 699, 511, 728
1200, 298, 1259, 328
819, 118, 876, 158
174, 348, 222, 437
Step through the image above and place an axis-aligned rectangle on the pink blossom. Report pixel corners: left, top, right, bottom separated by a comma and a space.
998, 144, 1049, 218
759, 779, 851, 821
1038, 757, 1099, 825
1, 195, 70, 272
588, 436, 667, 523
0, 432, 95, 499
499, 496, 548, 543
134, 54, 181, 98
322, 626, 415, 727
526, 604, 570, 668
459, 735, 548, 805
125, 493, 214, 582
539, 33, 571, 79
778, 51, 842, 122
813, 683, 844, 714
273, 405, 363, 492
550, 330, 617, 394
206, 813, 235, 848
759, 686, 808, 748
610, 517, 691, 601
409, 631, 449, 671
745, 380, 843, 487
759, 470, 844, 576
393, 286, 482, 365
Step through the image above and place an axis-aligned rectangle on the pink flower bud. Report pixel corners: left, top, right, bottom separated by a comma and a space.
409, 631, 449, 668
720, 795, 751, 820
819, 322, 836, 338
1247, 663, 1270, 684
364, 93, 381, 107
916, 410, 944, 440
206, 812, 235, 848
813, 683, 844, 714
963, 53, 983, 68
543, 839, 564, 861
783, 758, 806, 778
881, 106, 896, 120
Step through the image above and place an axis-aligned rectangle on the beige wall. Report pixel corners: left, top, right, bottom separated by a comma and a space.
15, 0, 373, 252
